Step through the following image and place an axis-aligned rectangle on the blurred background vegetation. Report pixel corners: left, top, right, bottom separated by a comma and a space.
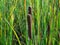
0, 0, 60, 45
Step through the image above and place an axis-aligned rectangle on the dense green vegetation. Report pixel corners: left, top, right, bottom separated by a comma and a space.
0, 0, 60, 45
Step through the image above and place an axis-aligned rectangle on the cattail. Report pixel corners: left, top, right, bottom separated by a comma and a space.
47, 22, 50, 45
58, 28, 60, 39
27, 7, 32, 39
47, 23, 50, 37
28, 7, 32, 14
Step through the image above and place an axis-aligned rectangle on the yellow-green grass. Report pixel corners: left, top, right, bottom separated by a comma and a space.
0, 0, 60, 45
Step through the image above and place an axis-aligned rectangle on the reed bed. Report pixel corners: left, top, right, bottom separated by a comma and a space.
0, 0, 60, 45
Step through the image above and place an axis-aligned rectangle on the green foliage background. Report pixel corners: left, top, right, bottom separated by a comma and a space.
0, 0, 60, 45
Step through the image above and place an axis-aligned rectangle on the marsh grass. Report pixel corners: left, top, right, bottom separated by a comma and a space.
0, 0, 60, 45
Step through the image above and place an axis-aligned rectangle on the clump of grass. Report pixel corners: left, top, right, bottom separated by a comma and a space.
0, 0, 60, 45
